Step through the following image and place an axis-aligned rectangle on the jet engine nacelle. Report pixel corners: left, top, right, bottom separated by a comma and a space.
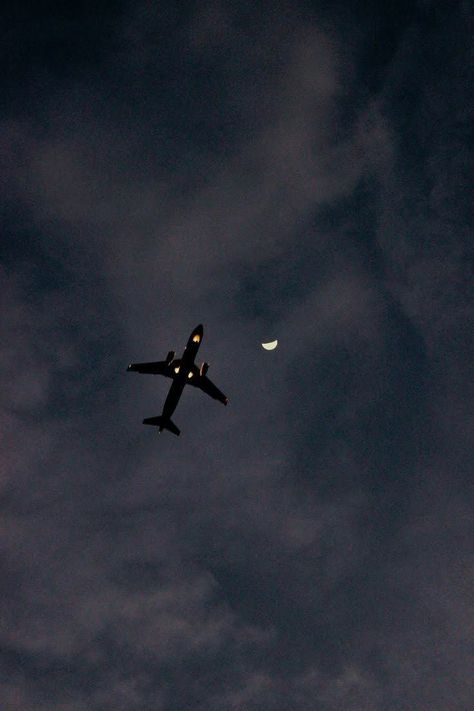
166, 350, 175, 365
200, 362, 209, 377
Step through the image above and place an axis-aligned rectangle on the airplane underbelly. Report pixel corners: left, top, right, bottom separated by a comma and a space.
163, 379, 185, 418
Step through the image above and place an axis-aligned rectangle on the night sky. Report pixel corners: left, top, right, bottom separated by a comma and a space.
1, 2, 473, 709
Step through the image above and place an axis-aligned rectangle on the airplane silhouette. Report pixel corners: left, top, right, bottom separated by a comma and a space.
127, 324, 228, 436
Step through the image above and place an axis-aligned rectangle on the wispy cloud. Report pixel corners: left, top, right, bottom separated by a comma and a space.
1, 1, 473, 709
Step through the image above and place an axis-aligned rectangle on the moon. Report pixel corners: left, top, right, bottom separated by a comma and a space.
262, 339, 278, 350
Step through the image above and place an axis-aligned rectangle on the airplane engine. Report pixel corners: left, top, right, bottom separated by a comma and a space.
200, 362, 209, 377
166, 350, 175, 365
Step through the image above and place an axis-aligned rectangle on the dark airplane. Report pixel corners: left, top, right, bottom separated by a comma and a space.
127, 324, 228, 436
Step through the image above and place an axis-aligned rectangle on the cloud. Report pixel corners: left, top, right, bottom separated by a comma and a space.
1, 1, 473, 709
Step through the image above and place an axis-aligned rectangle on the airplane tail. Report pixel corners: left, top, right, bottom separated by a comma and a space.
143, 416, 180, 436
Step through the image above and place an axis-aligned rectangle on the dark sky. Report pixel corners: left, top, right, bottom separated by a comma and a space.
1, 1, 473, 709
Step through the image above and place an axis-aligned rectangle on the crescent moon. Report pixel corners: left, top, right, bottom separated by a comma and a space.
262, 340, 278, 350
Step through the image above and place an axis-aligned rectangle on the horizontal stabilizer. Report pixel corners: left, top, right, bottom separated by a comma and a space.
143, 416, 180, 436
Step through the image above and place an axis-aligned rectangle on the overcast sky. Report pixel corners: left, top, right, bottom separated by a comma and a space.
1, 1, 473, 709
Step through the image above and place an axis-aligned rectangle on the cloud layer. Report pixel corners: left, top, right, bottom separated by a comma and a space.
1, 1, 473, 709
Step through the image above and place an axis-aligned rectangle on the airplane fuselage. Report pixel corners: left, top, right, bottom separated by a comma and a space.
160, 324, 203, 422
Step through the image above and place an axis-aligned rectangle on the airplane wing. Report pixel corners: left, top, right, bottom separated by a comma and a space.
192, 375, 228, 405
127, 360, 173, 377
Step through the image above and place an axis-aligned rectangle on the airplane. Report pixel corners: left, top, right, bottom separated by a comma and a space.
127, 324, 228, 436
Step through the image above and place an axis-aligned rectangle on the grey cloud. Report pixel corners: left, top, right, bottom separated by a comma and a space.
1, 1, 473, 709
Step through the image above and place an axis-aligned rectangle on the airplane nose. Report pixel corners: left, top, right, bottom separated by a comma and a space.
191, 324, 204, 343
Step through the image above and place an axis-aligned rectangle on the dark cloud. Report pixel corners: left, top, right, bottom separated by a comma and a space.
1, 1, 473, 709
